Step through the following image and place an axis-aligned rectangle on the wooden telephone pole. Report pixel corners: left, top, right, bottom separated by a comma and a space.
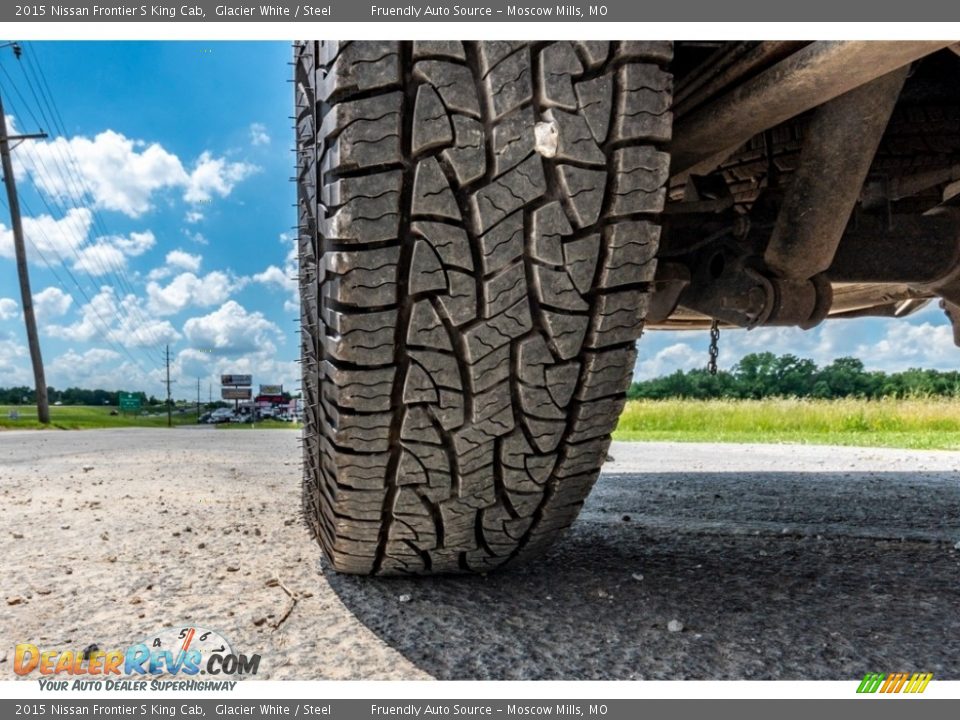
0, 42, 50, 424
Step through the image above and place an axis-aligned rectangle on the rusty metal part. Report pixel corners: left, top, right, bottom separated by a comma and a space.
646, 262, 691, 324
827, 215, 960, 284
674, 41, 810, 117
670, 41, 951, 177
863, 165, 960, 209
941, 299, 960, 346
764, 66, 909, 280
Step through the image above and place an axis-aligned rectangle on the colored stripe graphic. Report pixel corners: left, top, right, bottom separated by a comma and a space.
857, 672, 932, 694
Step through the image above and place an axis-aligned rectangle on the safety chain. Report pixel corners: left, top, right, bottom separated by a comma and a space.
708, 320, 720, 376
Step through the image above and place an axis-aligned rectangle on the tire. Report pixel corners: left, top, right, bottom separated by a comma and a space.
295, 40, 673, 575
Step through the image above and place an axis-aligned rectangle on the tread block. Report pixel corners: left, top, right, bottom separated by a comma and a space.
320, 171, 402, 243
563, 234, 600, 294
478, 210, 524, 276
478, 42, 526, 75
409, 349, 462, 390
613, 64, 673, 143
600, 220, 659, 288
318, 91, 403, 173
586, 289, 648, 348
471, 155, 546, 234
574, 41, 610, 68
435, 270, 477, 327
407, 299, 453, 350
322, 308, 397, 364
322, 362, 396, 411
544, 109, 605, 165
412, 157, 461, 220
557, 165, 607, 229
532, 265, 589, 311
483, 262, 527, 318
467, 345, 510, 393
318, 42, 400, 101
442, 116, 486, 186
413, 40, 466, 61
324, 247, 399, 307
541, 310, 589, 360
483, 49, 532, 120
567, 397, 626, 443
616, 41, 673, 63
609, 146, 669, 217
493, 106, 536, 177
409, 239, 448, 294
412, 221, 473, 271
463, 297, 532, 363
530, 202, 571, 265
412, 84, 454, 156
577, 348, 636, 401
414, 60, 481, 118
539, 42, 583, 110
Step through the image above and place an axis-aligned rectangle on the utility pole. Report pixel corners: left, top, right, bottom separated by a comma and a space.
164, 344, 172, 428
196, 377, 201, 422
0, 42, 50, 424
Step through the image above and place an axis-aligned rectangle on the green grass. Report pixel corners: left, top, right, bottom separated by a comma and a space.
215, 419, 301, 430
613, 398, 960, 450
2, 404, 206, 430
0, 404, 302, 431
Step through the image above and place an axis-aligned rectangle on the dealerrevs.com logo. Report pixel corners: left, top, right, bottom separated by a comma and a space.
15, 626, 261, 691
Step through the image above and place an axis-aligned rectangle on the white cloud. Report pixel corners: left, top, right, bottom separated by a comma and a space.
32, 287, 72, 320
249, 122, 270, 146
146, 271, 233, 316
45, 286, 179, 350
0, 332, 30, 385
183, 300, 281, 355
70, 230, 156, 276
0, 298, 18, 321
184, 210, 204, 224
251, 232, 300, 316
252, 265, 296, 293
633, 341, 703, 380
183, 151, 259, 204
0, 207, 93, 260
166, 249, 202, 273
14, 129, 259, 218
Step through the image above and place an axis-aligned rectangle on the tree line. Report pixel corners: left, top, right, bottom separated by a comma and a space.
0, 387, 158, 406
628, 353, 960, 400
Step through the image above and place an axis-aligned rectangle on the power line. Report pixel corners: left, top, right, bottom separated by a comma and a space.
0, 46, 169, 367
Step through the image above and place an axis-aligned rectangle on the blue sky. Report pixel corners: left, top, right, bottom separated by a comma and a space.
0, 41, 298, 400
0, 41, 957, 400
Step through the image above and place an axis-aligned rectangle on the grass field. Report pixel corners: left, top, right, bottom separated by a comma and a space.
612, 398, 960, 450
0, 404, 302, 431
4, 399, 959, 450
0, 404, 201, 430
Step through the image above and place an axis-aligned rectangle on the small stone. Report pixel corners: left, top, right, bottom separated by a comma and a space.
667, 619, 684, 633
6, 597, 24, 606
254, 528, 261, 536
82, 466, 94, 473
253, 617, 267, 627
226, 565, 240, 572
198, 543, 206, 549
534, 121, 558, 158
631, 573, 644, 582
954, 540, 960, 550
11, 533, 23, 539
398, 594, 412, 603
621, 515, 631, 522
60, 525, 70, 530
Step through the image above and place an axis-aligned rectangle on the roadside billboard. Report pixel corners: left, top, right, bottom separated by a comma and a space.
221, 374, 252, 386
259, 384, 282, 395
221, 387, 252, 400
